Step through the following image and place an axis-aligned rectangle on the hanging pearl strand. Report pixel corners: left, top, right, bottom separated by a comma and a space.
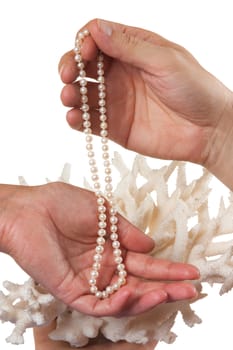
74, 29, 127, 299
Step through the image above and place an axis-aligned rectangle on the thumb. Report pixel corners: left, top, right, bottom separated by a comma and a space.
88, 19, 175, 74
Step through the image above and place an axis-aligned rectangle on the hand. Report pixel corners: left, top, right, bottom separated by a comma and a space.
33, 321, 158, 350
59, 19, 233, 189
0, 182, 198, 317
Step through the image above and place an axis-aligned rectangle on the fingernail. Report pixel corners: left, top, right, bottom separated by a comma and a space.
98, 19, 113, 36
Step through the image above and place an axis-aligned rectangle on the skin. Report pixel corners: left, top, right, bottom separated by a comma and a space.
33, 321, 158, 350
0, 183, 198, 317
59, 19, 233, 190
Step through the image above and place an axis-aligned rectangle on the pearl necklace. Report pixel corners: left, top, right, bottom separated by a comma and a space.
74, 29, 127, 299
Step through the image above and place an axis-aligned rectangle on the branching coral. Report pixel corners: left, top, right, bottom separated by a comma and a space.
1, 153, 233, 347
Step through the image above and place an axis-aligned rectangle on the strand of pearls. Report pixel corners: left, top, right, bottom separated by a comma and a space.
74, 29, 127, 299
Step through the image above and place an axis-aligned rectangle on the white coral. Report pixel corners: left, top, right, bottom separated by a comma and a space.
1, 154, 233, 346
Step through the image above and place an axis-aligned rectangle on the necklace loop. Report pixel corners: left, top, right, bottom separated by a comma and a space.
74, 29, 127, 299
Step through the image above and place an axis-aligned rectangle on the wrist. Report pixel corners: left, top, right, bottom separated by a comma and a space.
204, 89, 233, 190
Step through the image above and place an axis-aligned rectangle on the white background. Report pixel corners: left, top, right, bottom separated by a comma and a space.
0, 0, 233, 349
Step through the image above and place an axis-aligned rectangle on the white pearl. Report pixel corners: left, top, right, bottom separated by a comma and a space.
91, 174, 99, 181
86, 135, 92, 142
86, 143, 93, 150
81, 95, 88, 103
99, 99, 105, 107
89, 159, 95, 166
98, 221, 107, 229
119, 270, 127, 278
95, 245, 104, 254
91, 270, 99, 278
117, 264, 125, 271
89, 278, 96, 285
100, 122, 108, 129
103, 160, 110, 167
113, 283, 119, 291
75, 38, 81, 45
83, 29, 90, 36
105, 175, 112, 183
106, 286, 113, 295
74, 46, 80, 53
107, 195, 114, 203
115, 256, 123, 264
98, 229, 106, 236
98, 84, 105, 91
110, 233, 118, 241
100, 130, 108, 137
90, 166, 98, 173
102, 291, 109, 298
90, 285, 97, 294
99, 106, 106, 114
98, 205, 106, 212
98, 54, 104, 61
95, 291, 103, 298
102, 144, 109, 151
105, 168, 112, 176
97, 237, 105, 245
81, 104, 89, 111
100, 114, 107, 121
97, 62, 104, 68
101, 137, 108, 144
79, 70, 86, 78
110, 225, 117, 233
112, 241, 120, 249
78, 32, 85, 39
110, 216, 118, 224
99, 91, 106, 99
80, 87, 87, 94
83, 121, 91, 128
105, 184, 113, 192
77, 62, 85, 70
94, 182, 101, 189
113, 249, 122, 257
80, 79, 87, 86
93, 262, 101, 270
98, 76, 105, 83
97, 197, 105, 205
87, 151, 94, 158
102, 152, 109, 159
97, 69, 104, 76
110, 207, 117, 215
75, 54, 82, 62
99, 213, 106, 221
94, 254, 102, 262
83, 112, 90, 120
118, 277, 126, 286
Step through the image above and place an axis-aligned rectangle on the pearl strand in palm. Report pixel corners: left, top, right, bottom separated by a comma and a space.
74, 29, 127, 299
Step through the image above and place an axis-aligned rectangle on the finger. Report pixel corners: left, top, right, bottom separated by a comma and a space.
82, 19, 181, 75
61, 81, 99, 108
126, 252, 200, 280
123, 281, 197, 316
71, 283, 168, 317
59, 50, 103, 84
66, 107, 102, 132
118, 218, 155, 253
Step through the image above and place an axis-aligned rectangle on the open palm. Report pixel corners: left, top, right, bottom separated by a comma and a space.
2, 182, 198, 317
